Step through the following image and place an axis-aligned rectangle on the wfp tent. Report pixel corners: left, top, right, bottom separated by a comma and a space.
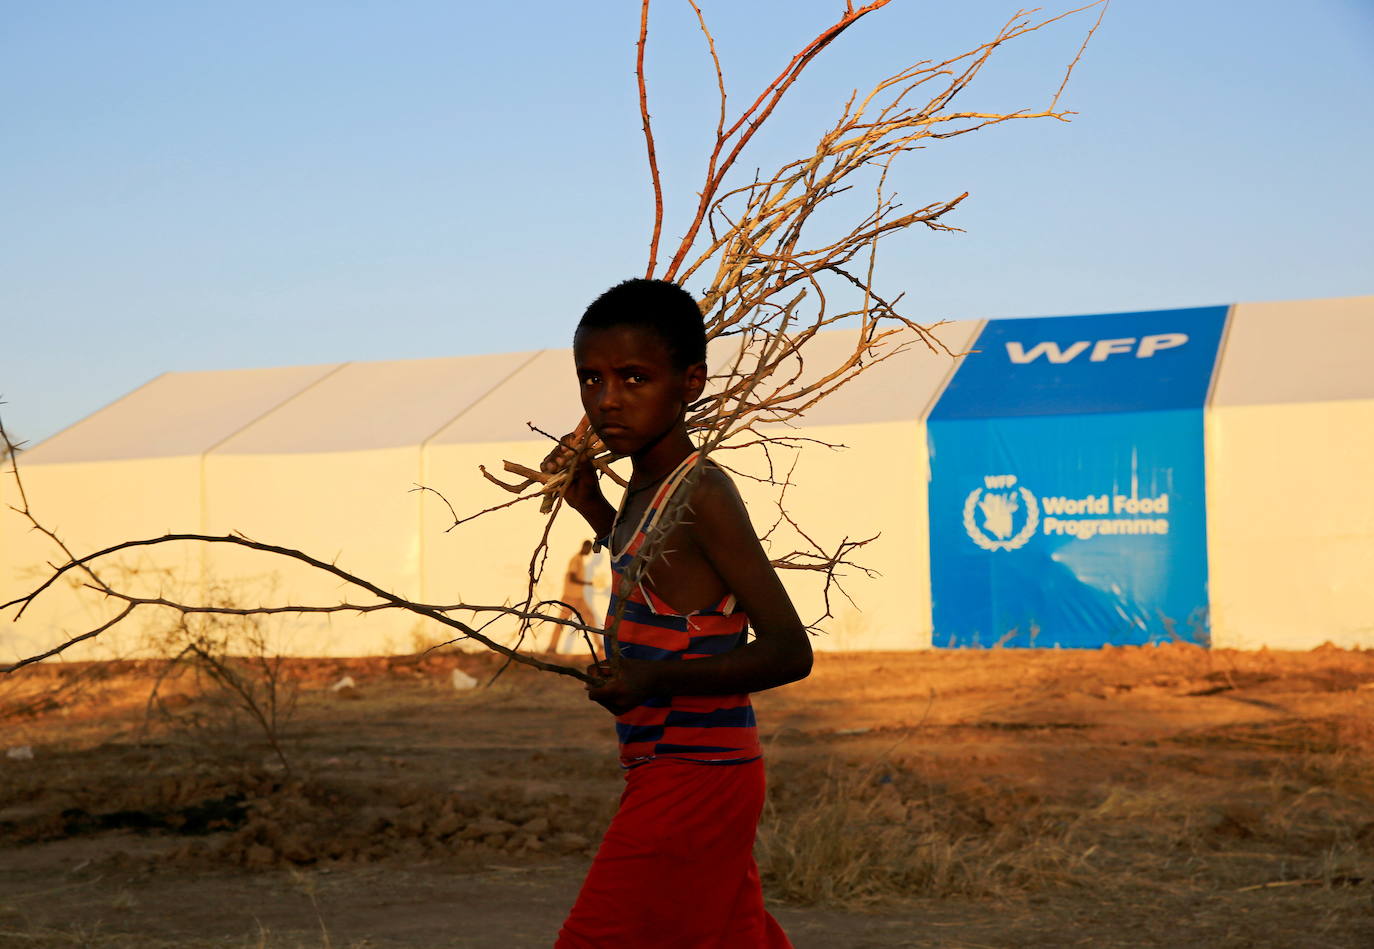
2, 295, 1371, 660
924, 296, 1374, 650
926, 305, 1229, 648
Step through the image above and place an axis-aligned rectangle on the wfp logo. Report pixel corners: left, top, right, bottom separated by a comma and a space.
1004, 333, 1188, 364
963, 475, 1039, 551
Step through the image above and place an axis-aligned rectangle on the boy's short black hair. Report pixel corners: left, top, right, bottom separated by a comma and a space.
577, 278, 706, 370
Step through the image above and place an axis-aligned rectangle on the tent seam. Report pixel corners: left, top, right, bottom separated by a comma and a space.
1204, 303, 1237, 410
416, 348, 547, 604
197, 361, 353, 598
200, 361, 353, 458
919, 319, 984, 430
417, 349, 548, 449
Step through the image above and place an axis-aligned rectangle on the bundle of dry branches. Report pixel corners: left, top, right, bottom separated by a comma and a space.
2, 1, 1106, 679
478, 0, 1108, 652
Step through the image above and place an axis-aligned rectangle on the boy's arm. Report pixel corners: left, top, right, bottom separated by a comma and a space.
590, 470, 812, 707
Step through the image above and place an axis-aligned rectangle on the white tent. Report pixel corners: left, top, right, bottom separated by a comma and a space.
1206, 297, 1374, 649
199, 351, 541, 655
3, 295, 1371, 661
1, 364, 340, 660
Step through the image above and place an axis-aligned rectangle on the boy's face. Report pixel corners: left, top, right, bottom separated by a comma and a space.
573, 325, 705, 457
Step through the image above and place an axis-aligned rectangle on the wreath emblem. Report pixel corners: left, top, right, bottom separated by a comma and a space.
963, 485, 1039, 551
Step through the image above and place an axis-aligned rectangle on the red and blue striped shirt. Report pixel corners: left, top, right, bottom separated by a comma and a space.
602, 452, 762, 768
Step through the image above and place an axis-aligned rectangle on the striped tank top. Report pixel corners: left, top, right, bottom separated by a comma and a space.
602, 451, 762, 768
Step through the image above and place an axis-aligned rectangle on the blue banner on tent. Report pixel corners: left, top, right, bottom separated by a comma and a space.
926, 306, 1230, 648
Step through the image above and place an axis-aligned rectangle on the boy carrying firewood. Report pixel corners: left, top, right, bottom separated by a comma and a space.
543, 278, 811, 948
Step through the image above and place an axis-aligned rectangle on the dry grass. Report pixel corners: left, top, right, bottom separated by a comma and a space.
758, 758, 1080, 904
758, 721, 1374, 909
745, 647, 1374, 911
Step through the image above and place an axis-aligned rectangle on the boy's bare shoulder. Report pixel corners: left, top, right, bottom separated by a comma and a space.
685, 462, 752, 533
695, 460, 743, 498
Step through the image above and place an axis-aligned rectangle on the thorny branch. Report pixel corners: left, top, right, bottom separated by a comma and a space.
0, 408, 601, 679
0, 510, 599, 681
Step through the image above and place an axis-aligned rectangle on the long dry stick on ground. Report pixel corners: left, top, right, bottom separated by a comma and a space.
3, 2, 1106, 675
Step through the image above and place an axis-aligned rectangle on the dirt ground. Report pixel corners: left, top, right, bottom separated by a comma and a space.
2, 645, 1373, 948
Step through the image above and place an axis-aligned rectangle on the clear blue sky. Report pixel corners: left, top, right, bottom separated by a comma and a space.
3, 0, 1372, 447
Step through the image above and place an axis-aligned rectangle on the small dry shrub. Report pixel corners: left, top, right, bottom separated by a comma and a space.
143, 585, 299, 770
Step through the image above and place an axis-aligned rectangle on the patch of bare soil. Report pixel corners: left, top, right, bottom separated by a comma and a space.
2, 645, 1373, 947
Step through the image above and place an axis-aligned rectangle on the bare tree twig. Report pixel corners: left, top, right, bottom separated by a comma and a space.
638, 0, 665, 278
1052, 0, 1111, 111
